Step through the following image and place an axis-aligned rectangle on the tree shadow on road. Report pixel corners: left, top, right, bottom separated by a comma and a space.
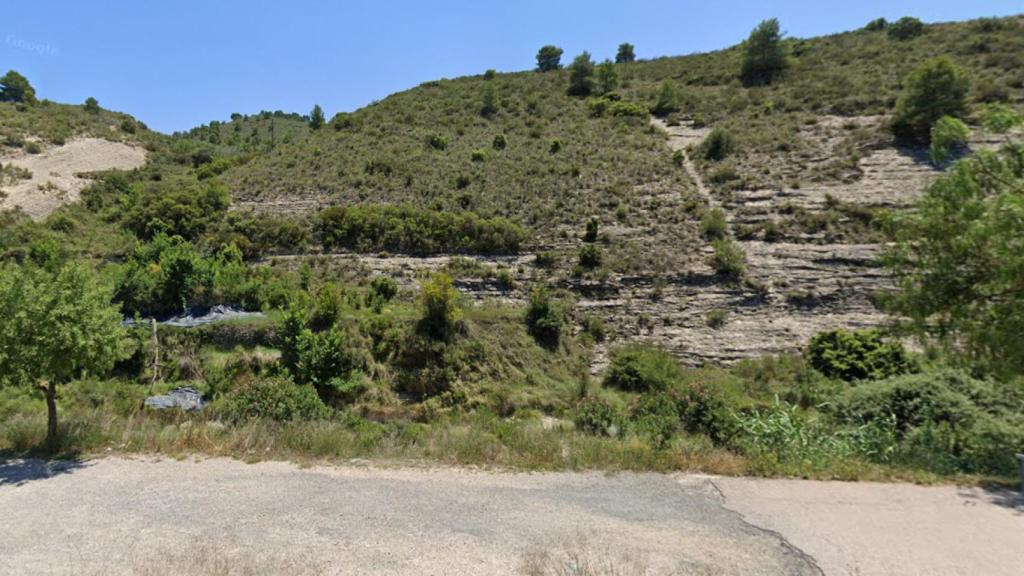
0, 456, 91, 487
958, 481, 1023, 515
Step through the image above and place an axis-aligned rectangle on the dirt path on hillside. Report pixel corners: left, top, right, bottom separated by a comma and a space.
1, 458, 1021, 576
0, 138, 147, 219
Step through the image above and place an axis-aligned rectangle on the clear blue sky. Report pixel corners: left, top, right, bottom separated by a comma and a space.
4, 1, 1020, 133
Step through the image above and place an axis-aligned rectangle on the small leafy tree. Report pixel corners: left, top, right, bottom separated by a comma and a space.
615, 43, 636, 64
84, 97, 100, 113
891, 57, 969, 142
701, 128, 735, 161
883, 139, 1024, 375
309, 104, 325, 130
595, 59, 618, 95
650, 80, 678, 117
0, 70, 37, 104
740, 18, 787, 86
536, 45, 564, 72
887, 16, 924, 40
567, 52, 595, 96
0, 264, 128, 448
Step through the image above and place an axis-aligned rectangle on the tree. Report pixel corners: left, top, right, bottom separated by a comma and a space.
740, 18, 787, 87
536, 45, 564, 72
615, 43, 636, 64
0, 70, 37, 104
84, 97, 100, 113
419, 273, 461, 339
596, 60, 618, 95
0, 264, 128, 448
888, 16, 924, 40
309, 104, 325, 130
891, 57, 969, 142
567, 52, 595, 97
883, 136, 1024, 375
651, 79, 679, 117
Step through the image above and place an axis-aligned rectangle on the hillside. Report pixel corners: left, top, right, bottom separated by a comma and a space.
210, 15, 1023, 365
1, 15, 1021, 367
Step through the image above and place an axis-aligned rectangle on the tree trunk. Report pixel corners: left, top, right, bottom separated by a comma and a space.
44, 381, 58, 450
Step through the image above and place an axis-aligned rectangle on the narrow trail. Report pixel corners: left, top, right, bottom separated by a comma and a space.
651, 117, 717, 210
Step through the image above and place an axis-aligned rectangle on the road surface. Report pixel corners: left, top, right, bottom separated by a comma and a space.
0, 457, 1020, 575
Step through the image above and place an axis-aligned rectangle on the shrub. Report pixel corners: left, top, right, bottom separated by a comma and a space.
492, 134, 507, 150
535, 45, 564, 72
471, 149, 487, 162
709, 237, 745, 280
574, 397, 626, 437
419, 273, 461, 339
701, 128, 734, 161
580, 314, 607, 342
650, 80, 678, 117
928, 116, 969, 165
368, 276, 398, 303
700, 208, 728, 239
887, 16, 924, 40
577, 244, 602, 269
836, 369, 992, 432
674, 381, 737, 444
426, 134, 448, 150
892, 57, 969, 142
706, 308, 728, 329
480, 83, 498, 117
630, 394, 680, 447
805, 329, 913, 382
221, 377, 329, 422
603, 344, 683, 393
84, 97, 100, 113
24, 141, 41, 154
583, 218, 599, 242
740, 18, 787, 86
595, 59, 618, 95
525, 287, 562, 347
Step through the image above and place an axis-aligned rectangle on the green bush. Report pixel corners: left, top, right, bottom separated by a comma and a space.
368, 276, 398, 304
524, 287, 562, 348
650, 80, 678, 117
567, 52, 595, 97
836, 369, 984, 431
574, 397, 626, 437
701, 128, 735, 161
492, 134, 507, 150
700, 208, 728, 239
805, 329, 913, 382
577, 244, 602, 269
674, 381, 737, 444
709, 237, 745, 280
603, 344, 683, 393
221, 377, 329, 422
535, 45, 563, 72
887, 17, 924, 41
630, 393, 680, 447
419, 273, 461, 339
864, 18, 888, 32
426, 134, 448, 150
928, 116, 969, 165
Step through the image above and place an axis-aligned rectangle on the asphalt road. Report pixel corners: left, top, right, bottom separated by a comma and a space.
0, 458, 1020, 575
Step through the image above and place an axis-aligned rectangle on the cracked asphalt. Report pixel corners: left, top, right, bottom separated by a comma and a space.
0, 458, 1020, 575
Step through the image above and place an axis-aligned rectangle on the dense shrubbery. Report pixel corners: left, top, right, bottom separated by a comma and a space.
318, 204, 523, 255
122, 177, 231, 241
701, 128, 734, 161
603, 344, 683, 393
887, 17, 924, 41
221, 377, 329, 422
805, 329, 914, 382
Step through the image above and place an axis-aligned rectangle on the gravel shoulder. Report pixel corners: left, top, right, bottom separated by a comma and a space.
0, 457, 1020, 575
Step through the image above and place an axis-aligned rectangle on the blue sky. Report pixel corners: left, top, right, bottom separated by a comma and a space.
4, 1, 1020, 133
